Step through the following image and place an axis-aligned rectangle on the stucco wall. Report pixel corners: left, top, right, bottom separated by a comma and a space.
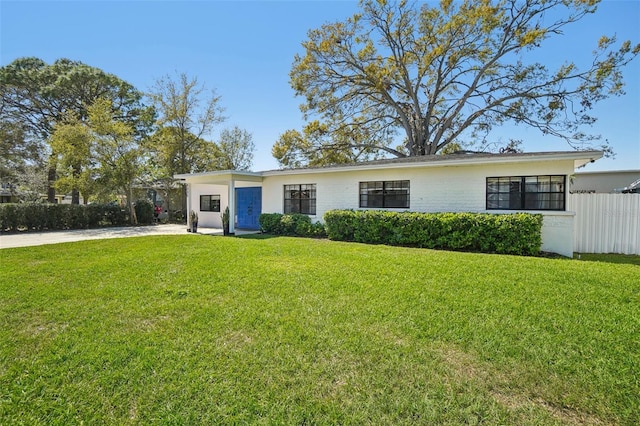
190, 184, 228, 228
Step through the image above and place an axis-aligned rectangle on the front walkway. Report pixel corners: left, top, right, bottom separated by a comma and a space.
0, 224, 256, 249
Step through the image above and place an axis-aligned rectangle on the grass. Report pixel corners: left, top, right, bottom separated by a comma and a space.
574, 252, 640, 266
1, 235, 638, 425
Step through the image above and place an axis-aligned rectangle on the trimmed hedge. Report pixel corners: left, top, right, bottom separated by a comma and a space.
134, 199, 155, 225
0, 203, 129, 232
324, 210, 543, 256
259, 213, 326, 238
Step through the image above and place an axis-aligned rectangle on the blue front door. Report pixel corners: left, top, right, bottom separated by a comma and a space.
236, 187, 262, 230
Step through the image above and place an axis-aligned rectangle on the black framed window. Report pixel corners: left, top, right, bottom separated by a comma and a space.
284, 184, 316, 215
486, 175, 565, 211
200, 195, 221, 212
359, 180, 410, 208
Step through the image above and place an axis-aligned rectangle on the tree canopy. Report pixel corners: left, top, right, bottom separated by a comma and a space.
0, 57, 151, 140
217, 126, 255, 171
0, 57, 153, 202
1, 58, 259, 210
276, 0, 639, 167
147, 72, 227, 216
149, 72, 226, 176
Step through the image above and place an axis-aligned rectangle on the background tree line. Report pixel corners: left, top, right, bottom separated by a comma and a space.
0, 58, 254, 222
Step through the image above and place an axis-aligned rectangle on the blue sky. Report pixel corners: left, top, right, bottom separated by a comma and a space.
1, 0, 638, 173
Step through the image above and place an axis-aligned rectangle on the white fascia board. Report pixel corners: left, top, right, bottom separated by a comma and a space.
174, 170, 263, 184
173, 151, 604, 181
260, 151, 604, 177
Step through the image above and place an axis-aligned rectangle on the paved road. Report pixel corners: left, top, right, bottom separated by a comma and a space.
0, 224, 216, 249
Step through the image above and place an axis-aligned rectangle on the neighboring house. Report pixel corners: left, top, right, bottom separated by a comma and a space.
52, 194, 87, 204
571, 169, 640, 193
175, 150, 604, 257
1, 183, 19, 203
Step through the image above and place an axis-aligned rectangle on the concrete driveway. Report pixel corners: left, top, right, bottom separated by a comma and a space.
0, 224, 215, 249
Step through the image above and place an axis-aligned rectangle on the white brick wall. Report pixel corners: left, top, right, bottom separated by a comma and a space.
188, 158, 579, 255
262, 159, 576, 218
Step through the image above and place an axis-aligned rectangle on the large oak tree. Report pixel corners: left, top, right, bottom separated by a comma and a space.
276, 0, 639, 167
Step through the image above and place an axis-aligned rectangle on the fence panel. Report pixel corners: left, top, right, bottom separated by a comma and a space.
569, 193, 640, 255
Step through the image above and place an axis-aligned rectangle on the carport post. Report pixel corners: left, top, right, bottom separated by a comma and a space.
186, 183, 192, 230
228, 178, 235, 234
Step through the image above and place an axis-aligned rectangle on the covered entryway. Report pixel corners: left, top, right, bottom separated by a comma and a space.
236, 187, 262, 230
173, 170, 263, 234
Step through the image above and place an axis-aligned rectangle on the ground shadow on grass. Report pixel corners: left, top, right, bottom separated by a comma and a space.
230, 234, 640, 266
574, 253, 640, 266
234, 233, 280, 240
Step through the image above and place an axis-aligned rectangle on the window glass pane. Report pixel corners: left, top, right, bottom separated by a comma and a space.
359, 180, 409, 208
508, 193, 521, 209
300, 199, 312, 215
384, 180, 409, 208
537, 176, 551, 192
200, 195, 220, 212
284, 186, 292, 200
360, 182, 380, 207
284, 184, 316, 214
284, 199, 297, 214
550, 176, 564, 192
524, 193, 541, 209
211, 197, 220, 212
525, 176, 539, 192
488, 175, 565, 210
369, 195, 384, 207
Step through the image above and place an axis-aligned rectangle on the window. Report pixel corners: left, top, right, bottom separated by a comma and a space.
486, 175, 565, 211
360, 180, 410, 208
284, 184, 316, 215
200, 195, 221, 212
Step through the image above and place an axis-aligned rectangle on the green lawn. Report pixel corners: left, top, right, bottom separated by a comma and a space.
1, 235, 638, 425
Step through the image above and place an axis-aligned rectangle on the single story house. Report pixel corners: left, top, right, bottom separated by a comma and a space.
175, 150, 603, 257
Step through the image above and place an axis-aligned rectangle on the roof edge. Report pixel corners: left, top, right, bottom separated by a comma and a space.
261, 150, 604, 176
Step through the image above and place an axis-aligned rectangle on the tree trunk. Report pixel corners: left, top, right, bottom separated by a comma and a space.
47, 164, 56, 203
127, 186, 137, 225
71, 189, 80, 205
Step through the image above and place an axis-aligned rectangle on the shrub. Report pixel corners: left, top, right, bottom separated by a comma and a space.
258, 213, 283, 234
324, 210, 542, 256
0, 204, 22, 232
104, 204, 128, 226
0, 203, 130, 232
134, 199, 155, 225
258, 213, 327, 238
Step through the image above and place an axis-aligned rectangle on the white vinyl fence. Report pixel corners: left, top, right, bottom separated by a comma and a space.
568, 193, 640, 255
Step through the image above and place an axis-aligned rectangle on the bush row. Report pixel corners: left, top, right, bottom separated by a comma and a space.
259, 213, 327, 238
0, 203, 133, 232
323, 210, 543, 255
